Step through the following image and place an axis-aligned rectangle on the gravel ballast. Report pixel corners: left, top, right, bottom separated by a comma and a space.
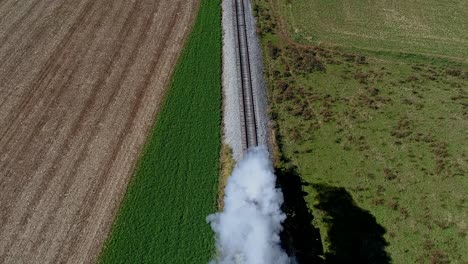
222, 0, 269, 160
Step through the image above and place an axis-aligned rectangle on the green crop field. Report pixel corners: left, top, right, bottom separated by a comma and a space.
254, 0, 467, 263
99, 0, 221, 263
276, 0, 468, 61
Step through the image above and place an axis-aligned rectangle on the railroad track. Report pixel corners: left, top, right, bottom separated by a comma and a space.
233, 0, 258, 151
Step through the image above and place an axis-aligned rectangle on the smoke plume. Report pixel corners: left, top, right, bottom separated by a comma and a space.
207, 147, 293, 264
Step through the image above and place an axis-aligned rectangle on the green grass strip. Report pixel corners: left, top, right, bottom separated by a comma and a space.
99, 0, 221, 263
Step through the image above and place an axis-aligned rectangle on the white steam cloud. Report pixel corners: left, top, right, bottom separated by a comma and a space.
207, 147, 293, 264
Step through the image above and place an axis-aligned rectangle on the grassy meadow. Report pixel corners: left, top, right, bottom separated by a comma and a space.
276, 0, 468, 60
99, 0, 221, 263
254, 0, 467, 263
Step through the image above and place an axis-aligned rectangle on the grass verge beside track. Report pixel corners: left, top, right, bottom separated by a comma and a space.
99, 1, 221, 263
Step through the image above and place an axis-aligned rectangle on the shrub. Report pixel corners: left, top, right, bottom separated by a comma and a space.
384, 168, 397, 180
267, 42, 281, 59
445, 68, 462, 77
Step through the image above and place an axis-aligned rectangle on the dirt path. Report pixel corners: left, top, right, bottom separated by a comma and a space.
0, 0, 198, 263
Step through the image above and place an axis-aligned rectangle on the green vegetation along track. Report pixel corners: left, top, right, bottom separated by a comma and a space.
99, 0, 221, 262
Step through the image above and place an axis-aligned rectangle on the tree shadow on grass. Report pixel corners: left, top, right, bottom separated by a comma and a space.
276, 165, 325, 263
312, 183, 391, 264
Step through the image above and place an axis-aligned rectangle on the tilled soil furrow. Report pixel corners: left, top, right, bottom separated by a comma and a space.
0, 0, 79, 99
0, 0, 44, 47
28, 0, 158, 258
0, 0, 68, 108
0, 1, 115, 257
46, 7, 182, 262
0, 0, 95, 137
0, 0, 114, 234
0, 0, 128, 229
0, 0, 197, 262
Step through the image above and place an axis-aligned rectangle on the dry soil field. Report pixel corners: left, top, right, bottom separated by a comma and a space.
0, 0, 197, 263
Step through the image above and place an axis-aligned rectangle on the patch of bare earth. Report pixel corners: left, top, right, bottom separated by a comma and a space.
0, 0, 198, 263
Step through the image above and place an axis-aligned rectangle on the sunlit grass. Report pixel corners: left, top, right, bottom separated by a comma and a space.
100, 1, 221, 263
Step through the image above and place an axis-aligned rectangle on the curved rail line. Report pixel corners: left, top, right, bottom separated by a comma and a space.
233, 0, 258, 151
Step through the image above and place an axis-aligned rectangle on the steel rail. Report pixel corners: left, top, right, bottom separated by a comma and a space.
233, 0, 258, 151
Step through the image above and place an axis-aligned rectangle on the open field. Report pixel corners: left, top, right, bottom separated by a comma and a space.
272, 0, 468, 61
0, 0, 197, 262
99, 0, 221, 262
254, 0, 467, 263
275, 0, 468, 61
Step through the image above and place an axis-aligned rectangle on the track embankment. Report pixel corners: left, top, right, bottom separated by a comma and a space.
234, 0, 258, 150
223, 0, 268, 159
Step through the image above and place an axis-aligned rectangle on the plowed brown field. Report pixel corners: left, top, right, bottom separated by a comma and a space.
0, 0, 197, 263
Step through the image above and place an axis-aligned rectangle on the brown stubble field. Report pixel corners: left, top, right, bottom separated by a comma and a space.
0, 0, 198, 262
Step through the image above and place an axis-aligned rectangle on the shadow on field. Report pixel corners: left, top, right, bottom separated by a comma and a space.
276, 165, 325, 264
312, 183, 391, 264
